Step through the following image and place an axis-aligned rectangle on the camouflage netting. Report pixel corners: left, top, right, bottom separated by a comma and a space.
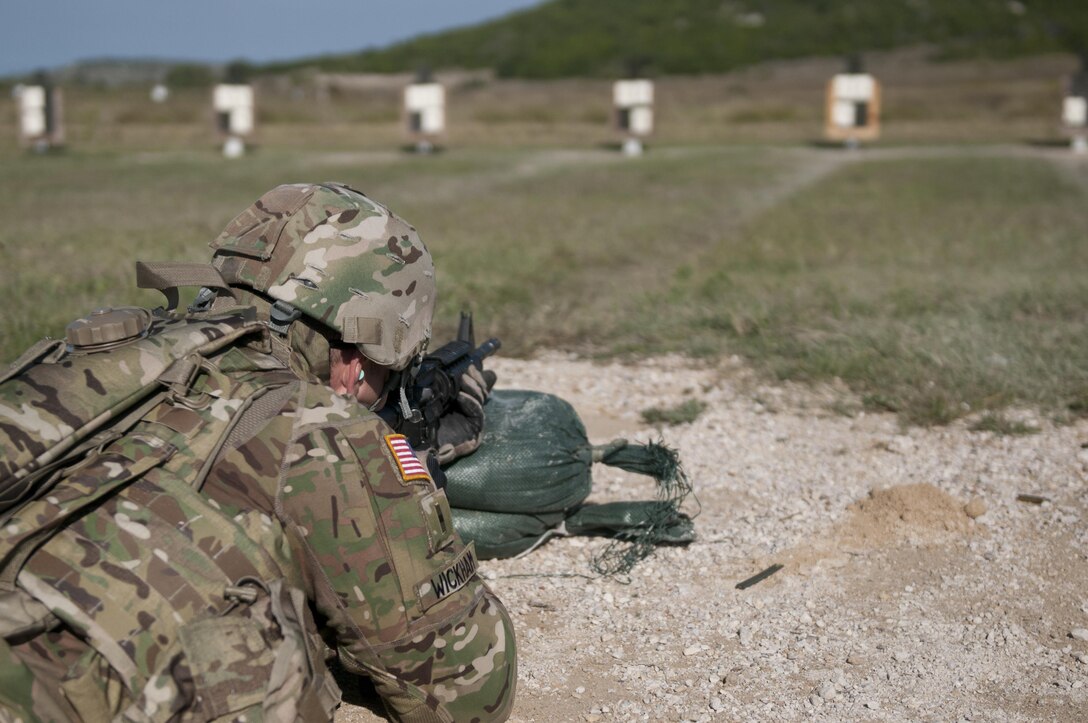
444, 390, 696, 575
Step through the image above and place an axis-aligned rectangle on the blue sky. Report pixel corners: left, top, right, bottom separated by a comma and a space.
0, 1, 545, 76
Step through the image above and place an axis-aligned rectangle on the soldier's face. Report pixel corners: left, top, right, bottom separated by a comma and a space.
330, 346, 391, 408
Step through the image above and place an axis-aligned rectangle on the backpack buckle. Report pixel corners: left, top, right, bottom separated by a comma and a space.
223, 585, 259, 604
266, 301, 301, 336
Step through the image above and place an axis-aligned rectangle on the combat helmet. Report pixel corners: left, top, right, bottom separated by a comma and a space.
210, 183, 436, 371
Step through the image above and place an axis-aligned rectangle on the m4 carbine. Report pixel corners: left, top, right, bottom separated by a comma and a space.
380, 312, 500, 457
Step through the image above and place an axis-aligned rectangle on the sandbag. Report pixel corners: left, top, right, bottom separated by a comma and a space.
443, 390, 592, 514
452, 502, 695, 562
445, 389, 696, 575
451, 509, 567, 560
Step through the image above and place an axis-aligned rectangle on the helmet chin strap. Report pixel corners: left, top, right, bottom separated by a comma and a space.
397, 377, 415, 420
369, 361, 406, 413
377, 353, 424, 419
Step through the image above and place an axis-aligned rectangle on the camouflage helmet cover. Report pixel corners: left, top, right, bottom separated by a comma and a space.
210, 183, 436, 370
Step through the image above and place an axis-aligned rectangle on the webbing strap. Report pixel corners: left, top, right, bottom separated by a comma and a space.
156, 355, 203, 389
19, 571, 143, 691
0, 338, 65, 385
135, 261, 234, 311
212, 384, 297, 468
0, 436, 175, 587
0, 391, 168, 526
265, 581, 342, 721
135, 261, 231, 291
0, 585, 58, 640
192, 383, 295, 492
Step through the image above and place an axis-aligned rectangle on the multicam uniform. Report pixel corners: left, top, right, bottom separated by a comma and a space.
0, 183, 516, 722
202, 366, 515, 722
0, 313, 342, 722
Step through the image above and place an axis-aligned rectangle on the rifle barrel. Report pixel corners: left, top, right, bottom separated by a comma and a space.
475, 338, 501, 359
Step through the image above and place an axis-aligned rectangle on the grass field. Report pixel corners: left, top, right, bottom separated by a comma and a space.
1, 141, 1084, 427
0, 40, 1084, 428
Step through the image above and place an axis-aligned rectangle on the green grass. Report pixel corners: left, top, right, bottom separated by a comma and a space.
1, 145, 1084, 427
969, 414, 1040, 436
641, 399, 708, 427
622, 154, 1088, 424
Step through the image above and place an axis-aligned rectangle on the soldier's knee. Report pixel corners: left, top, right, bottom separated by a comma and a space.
376, 587, 517, 722
431, 589, 517, 722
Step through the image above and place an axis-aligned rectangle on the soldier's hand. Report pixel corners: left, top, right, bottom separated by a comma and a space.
436, 364, 495, 465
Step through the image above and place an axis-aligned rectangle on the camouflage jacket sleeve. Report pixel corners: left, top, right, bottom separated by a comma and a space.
205, 381, 516, 722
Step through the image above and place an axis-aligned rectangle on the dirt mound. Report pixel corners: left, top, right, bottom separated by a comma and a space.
775, 483, 978, 575
840, 482, 976, 546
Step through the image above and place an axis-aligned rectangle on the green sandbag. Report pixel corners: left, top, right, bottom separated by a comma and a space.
443, 390, 593, 514
568, 501, 696, 576
445, 389, 697, 575
445, 390, 686, 515
566, 501, 695, 542
454, 502, 695, 562
451, 508, 566, 560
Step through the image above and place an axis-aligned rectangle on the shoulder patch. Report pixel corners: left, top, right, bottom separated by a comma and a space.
383, 434, 431, 483
416, 543, 478, 612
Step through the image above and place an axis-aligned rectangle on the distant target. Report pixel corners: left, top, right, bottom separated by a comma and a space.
825, 58, 880, 147
213, 83, 254, 157
1062, 63, 1088, 153
613, 79, 654, 156
404, 81, 446, 153
15, 76, 64, 152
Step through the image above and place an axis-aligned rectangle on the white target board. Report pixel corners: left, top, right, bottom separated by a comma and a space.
825, 73, 880, 141
829, 74, 876, 128
213, 84, 255, 136
613, 79, 654, 138
405, 83, 446, 135
18, 85, 47, 138
831, 74, 875, 103
1063, 96, 1087, 128
613, 79, 653, 107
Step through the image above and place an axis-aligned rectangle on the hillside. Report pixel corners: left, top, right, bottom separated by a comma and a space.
265, 0, 1086, 78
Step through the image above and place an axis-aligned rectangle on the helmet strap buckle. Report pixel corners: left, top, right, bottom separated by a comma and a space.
266, 300, 302, 336
187, 286, 218, 314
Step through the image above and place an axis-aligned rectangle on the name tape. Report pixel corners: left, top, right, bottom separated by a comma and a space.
417, 543, 478, 611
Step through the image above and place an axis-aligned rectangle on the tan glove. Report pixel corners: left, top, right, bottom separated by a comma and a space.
435, 364, 496, 465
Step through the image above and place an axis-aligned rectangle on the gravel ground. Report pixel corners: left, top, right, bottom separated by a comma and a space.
338, 354, 1088, 722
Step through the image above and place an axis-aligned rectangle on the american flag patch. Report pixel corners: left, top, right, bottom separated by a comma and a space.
384, 434, 431, 483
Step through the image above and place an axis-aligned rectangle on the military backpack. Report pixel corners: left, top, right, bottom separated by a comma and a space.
0, 300, 340, 721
